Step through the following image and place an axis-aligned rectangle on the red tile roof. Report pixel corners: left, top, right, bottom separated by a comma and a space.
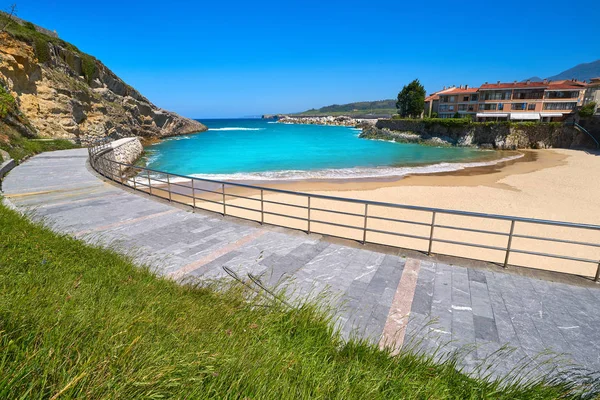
425, 94, 439, 102
439, 87, 479, 94
480, 82, 547, 90
547, 80, 587, 89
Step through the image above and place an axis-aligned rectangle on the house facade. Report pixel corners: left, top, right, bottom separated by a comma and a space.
585, 77, 600, 115
476, 80, 586, 122
437, 86, 479, 119
425, 79, 589, 122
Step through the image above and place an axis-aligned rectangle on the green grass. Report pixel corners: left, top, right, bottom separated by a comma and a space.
0, 85, 16, 119
0, 202, 597, 398
0, 134, 78, 162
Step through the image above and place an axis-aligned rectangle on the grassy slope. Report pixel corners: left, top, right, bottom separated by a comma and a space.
0, 201, 593, 398
0, 133, 78, 162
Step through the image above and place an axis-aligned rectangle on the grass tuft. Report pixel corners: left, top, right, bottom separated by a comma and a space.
0, 201, 597, 398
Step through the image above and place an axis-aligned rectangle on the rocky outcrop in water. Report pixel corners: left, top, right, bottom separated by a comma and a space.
359, 126, 454, 147
0, 24, 206, 144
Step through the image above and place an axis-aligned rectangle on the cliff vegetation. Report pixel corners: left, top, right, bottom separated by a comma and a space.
0, 13, 206, 149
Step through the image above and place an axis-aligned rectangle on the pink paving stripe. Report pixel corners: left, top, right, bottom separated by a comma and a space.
169, 230, 267, 280
75, 209, 178, 236
379, 258, 422, 355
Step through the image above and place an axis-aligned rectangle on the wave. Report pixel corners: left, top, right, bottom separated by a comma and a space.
209, 127, 265, 131
179, 154, 523, 182
164, 135, 192, 141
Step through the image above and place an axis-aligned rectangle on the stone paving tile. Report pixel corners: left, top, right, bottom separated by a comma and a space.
3, 149, 600, 378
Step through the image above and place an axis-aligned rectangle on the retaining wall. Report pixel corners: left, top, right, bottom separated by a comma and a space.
375, 119, 595, 149
95, 137, 143, 177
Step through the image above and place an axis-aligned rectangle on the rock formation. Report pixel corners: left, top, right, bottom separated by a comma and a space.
0, 20, 206, 144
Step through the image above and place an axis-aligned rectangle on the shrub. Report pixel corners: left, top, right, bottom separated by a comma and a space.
22, 21, 36, 31
579, 102, 596, 118
0, 85, 16, 118
33, 36, 50, 64
81, 54, 97, 84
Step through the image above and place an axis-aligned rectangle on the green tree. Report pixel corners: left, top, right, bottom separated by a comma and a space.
453, 112, 461, 118
579, 102, 596, 117
396, 79, 426, 118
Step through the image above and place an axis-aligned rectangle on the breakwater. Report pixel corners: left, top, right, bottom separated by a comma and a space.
278, 115, 377, 127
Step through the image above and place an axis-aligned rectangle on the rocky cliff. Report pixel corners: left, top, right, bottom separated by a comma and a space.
0, 18, 206, 144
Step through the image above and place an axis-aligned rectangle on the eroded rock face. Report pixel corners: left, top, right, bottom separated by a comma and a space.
0, 32, 206, 144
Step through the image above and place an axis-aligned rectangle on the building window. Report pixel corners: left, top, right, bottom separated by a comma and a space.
448, 105, 454, 111
498, 103, 504, 111
545, 91, 579, 99
482, 91, 512, 101
543, 102, 577, 110
470, 94, 479, 102
480, 104, 497, 111
514, 90, 544, 100
463, 96, 469, 102
449, 96, 456, 102
528, 103, 536, 110
511, 103, 527, 110
439, 105, 448, 112
440, 96, 449, 103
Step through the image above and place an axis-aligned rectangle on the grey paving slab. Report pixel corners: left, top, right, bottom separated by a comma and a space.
2, 149, 600, 381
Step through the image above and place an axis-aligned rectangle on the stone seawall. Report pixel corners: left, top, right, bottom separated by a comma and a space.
97, 137, 143, 177
373, 119, 595, 149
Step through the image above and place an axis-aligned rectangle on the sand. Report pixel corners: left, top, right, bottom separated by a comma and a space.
131, 149, 600, 279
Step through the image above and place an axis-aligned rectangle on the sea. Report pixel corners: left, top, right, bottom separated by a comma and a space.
144, 119, 520, 181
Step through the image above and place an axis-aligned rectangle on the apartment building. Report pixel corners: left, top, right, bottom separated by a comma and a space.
425, 79, 588, 122
585, 77, 600, 115
476, 79, 586, 121
436, 86, 479, 119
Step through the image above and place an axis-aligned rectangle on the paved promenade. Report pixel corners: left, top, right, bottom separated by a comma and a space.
2, 149, 600, 379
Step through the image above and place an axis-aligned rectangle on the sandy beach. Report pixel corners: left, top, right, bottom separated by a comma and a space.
135, 149, 600, 278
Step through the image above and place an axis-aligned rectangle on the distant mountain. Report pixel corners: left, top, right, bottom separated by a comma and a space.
522, 76, 543, 82
293, 100, 396, 117
525, 60, 600, 82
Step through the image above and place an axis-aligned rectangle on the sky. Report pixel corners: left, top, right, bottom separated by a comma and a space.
11, 0, 600, 118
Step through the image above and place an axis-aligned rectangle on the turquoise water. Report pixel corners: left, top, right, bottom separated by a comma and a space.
146, 119, 514, 180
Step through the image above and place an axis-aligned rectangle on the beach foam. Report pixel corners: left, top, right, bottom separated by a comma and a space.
209, 127, 264, 131
179, 154, 523, 182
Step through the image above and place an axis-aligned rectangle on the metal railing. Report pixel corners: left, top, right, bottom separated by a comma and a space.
88, 140, 600, 282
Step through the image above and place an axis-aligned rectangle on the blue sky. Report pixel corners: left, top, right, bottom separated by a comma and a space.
13, 0, 600, 118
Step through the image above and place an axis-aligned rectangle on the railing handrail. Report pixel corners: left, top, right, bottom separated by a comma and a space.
89, 146, 600, 231
88, 139, 600, 281
573, 122, 600, 149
